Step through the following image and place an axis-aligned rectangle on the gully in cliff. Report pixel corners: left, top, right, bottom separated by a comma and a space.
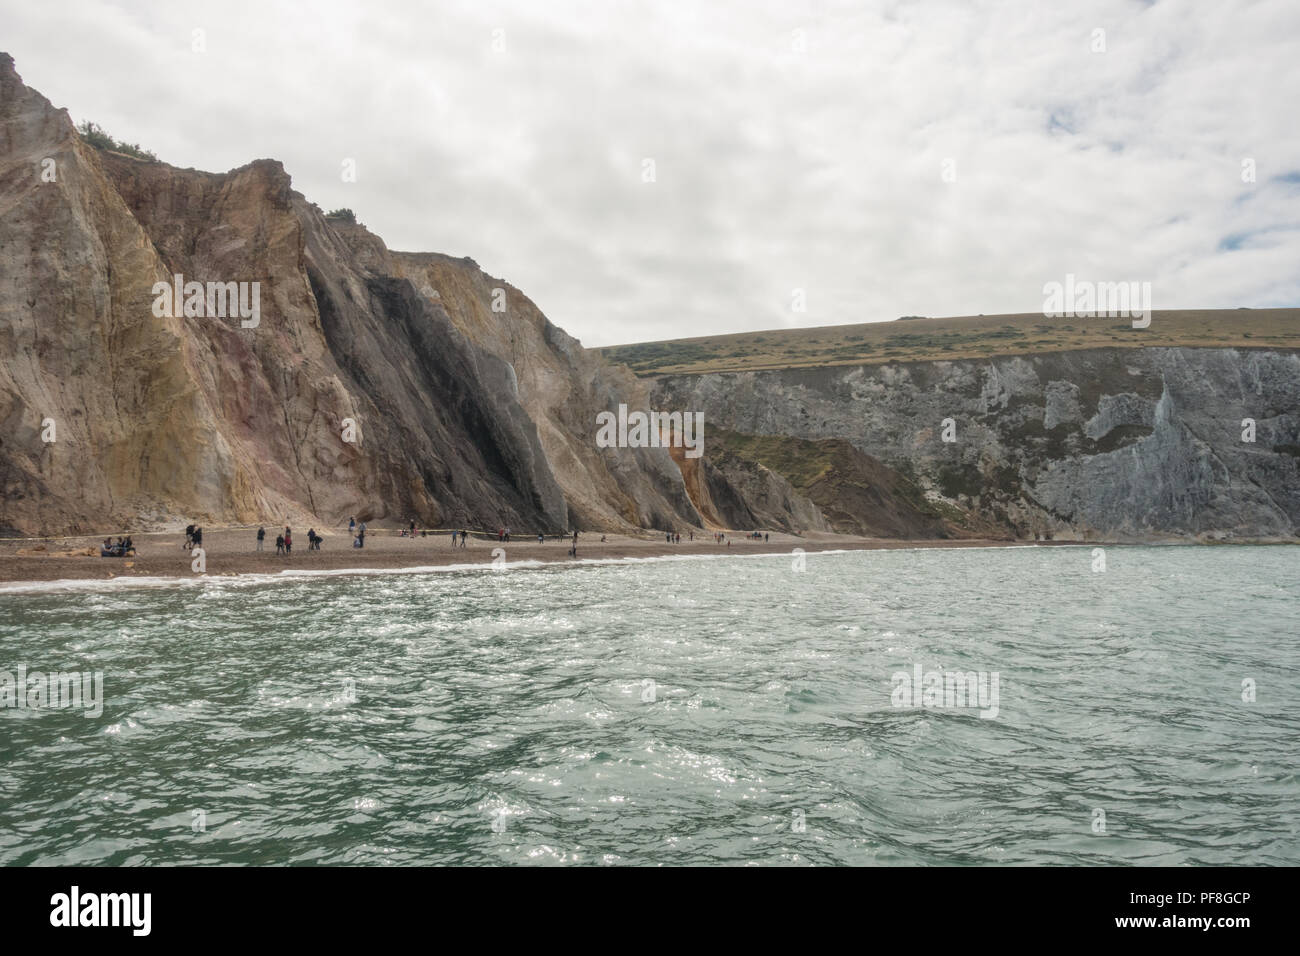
594, 404, 705, 458
151, 273, 261, 328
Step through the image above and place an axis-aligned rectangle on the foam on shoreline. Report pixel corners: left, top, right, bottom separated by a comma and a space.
0, 542, 1079, 596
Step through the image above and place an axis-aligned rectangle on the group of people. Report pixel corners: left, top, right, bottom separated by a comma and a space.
101, 535, 134, 557
176, 517, 780, 560
252, 525, 323, 555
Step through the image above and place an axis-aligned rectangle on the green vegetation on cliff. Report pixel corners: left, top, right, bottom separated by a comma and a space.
599, 309, 1300, 375
76, 120, 157, 162
710, 428, 997, 539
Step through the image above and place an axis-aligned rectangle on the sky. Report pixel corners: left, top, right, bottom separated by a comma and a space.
5, 0, 1299, 346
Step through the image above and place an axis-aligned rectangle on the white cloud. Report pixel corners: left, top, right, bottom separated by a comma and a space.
8, 0, 1299, 346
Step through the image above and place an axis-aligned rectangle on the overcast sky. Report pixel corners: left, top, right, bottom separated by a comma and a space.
7, 0, 1299, 346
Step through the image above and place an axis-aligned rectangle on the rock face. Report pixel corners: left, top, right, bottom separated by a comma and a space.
3, 53, 1296, 543
0, 53, 706, 536
653, 348, 1300, 541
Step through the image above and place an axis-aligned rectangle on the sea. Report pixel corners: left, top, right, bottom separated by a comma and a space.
1, 544, 1296, 865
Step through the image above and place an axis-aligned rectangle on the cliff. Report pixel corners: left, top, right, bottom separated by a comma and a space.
3, 52, 1296, 544
0, 53, 705, 536
652, 348, 1300, 541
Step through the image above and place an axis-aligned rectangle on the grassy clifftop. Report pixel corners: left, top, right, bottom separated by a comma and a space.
597, 308, 1300, 375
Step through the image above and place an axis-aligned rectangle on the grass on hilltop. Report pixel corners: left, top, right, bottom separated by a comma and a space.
597, 309, 1300, 375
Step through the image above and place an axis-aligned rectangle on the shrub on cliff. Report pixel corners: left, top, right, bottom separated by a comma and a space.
326, 208, 357, 224
76, 120, 157, 162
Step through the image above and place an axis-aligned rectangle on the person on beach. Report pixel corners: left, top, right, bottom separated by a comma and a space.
183, 524, 195, 550
284, 528, 292, 555
276, 533, 285, 554
193, 527, 202, 549
459, 529, 467, 548
257, 526, 265, 551
358, 523, 366, 548
537, 532, 544, 543
349, 516, 356, 536
410, 518, 416, 535
307, 528, 316, 550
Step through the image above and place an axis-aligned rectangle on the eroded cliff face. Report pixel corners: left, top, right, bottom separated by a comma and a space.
5, 52, 1295, 543
653, 348, 1300, 541
0, 53, 705, 535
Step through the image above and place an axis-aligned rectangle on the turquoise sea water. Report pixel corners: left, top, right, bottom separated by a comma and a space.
1, 545, 1296, 866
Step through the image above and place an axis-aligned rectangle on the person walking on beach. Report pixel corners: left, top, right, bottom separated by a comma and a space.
358, 522, 366, 548
276, 533, 285, 554
284, 527, 292, 555
410, 518, 416, 535
257, 526, 265, 551
459, 529, 467, 548
349, 516, 356, 537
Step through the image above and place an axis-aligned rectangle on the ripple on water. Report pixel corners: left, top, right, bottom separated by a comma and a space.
0, 545, 1297, 865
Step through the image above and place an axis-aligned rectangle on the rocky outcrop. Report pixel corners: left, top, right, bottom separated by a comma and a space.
0, 53, 705, 536
653, 348, 1300, 541
3, 52, 1295, 543
702, 429, 1008, 538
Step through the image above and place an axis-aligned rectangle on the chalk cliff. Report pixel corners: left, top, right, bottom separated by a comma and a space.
653, 348, 1300, 541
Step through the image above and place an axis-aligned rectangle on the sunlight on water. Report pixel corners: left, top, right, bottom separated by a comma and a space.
1, 546, 1297, 865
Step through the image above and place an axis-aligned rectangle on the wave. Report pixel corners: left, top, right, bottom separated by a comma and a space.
0, 542, 1071, 596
